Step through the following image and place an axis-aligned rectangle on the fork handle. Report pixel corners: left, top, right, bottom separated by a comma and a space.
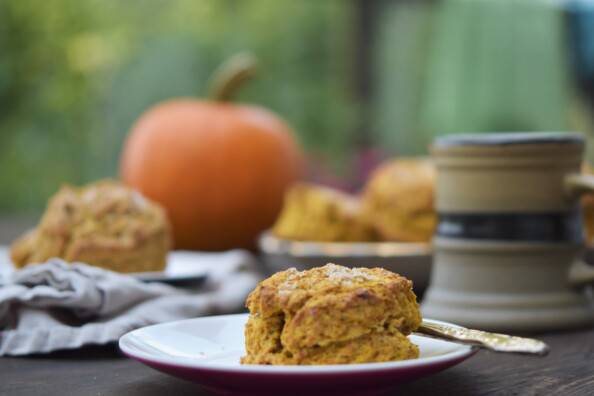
416, 321, 549, 356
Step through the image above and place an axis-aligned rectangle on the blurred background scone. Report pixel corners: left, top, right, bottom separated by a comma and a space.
271, 183, 377, 242
362, 158, 436, 242
242, 263, 421, 365
10, 180, 171, 273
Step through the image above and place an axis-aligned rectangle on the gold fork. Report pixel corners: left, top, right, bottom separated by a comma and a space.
417, 321, 549, 355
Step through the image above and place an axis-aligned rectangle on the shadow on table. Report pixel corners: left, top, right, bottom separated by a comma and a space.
107, 365, 486, 396
110, 376, 214, 396
393, 368, 487, 396
14, 343, 121, 361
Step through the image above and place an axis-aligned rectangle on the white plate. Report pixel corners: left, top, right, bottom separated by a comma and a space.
0, 247, 208, 285
119, 313, 476, 396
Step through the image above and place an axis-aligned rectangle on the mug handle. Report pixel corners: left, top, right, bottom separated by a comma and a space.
565, 173, 594, 287
569, 259, 594, 288
565, 174, 594, 197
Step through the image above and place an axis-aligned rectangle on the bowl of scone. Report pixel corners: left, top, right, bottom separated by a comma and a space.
259, 158, 435, 293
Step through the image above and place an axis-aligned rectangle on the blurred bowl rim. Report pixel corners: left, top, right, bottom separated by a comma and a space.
258, 231, 432, 258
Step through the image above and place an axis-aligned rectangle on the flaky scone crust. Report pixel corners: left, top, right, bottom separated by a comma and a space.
10, 180, 171, 273
242, 263, 421, 365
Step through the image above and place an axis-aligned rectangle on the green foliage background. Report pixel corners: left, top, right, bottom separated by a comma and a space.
0, 0, 356, 212
0, 0, 587, 213
372, 0, 579, 155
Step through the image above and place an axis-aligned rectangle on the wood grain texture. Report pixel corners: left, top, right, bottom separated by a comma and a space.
1, 327, 593, 396
0, 221, 592, 396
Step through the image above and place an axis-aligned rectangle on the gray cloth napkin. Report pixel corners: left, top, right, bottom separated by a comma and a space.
0, 250, 261, 356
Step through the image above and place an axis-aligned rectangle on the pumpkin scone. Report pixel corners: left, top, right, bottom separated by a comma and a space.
241, 263, 421, 365
362, 158, 436, 242
272, 183, 377, 242
10, 180, 171, 273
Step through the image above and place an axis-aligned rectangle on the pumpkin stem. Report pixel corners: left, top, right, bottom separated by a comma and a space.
208, 52, 258, 101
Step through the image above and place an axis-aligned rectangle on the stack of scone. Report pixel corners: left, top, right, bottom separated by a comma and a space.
10, 180, 171, 273
271, 158, 436, 243
242, 263, 421, 365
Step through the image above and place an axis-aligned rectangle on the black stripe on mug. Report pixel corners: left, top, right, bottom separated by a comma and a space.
436, 209, 584, 242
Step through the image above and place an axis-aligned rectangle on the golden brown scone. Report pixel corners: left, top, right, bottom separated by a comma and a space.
10, 180, 171, 273
362, 158, 436, 242
272, 183, 377, 242
242, 263, 421, 365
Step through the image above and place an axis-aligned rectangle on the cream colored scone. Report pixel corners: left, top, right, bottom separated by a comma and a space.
241, 263, 421, 365
362, 158, 436, 242
272, 183, 377, 242
10, 180, 171, 273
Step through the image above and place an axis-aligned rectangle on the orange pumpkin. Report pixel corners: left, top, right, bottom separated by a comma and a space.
120, 54, 304, 250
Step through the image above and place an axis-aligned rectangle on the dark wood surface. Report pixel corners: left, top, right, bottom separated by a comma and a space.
2, 220, 594, 395
2, 327, 594, 396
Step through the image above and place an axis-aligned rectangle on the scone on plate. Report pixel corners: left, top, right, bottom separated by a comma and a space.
362, 158, 436, 242
241, 263, 421, 365
272, 183, 377, 242
10, 180, 171, 273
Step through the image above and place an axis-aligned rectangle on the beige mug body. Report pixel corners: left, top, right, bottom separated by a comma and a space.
422, 132, 594, 331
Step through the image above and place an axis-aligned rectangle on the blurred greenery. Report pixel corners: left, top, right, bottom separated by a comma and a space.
0, 0, 356, 212
0, 0, 591, 213
373, 0, 581, 155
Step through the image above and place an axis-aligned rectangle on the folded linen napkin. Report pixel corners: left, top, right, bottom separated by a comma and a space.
0, 250, 261, 356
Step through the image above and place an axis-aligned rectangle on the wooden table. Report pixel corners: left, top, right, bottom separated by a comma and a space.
1, 326, 593, 396
2, 220, 594, 395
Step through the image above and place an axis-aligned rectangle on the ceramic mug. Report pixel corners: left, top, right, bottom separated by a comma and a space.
421, 132, 594, 332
